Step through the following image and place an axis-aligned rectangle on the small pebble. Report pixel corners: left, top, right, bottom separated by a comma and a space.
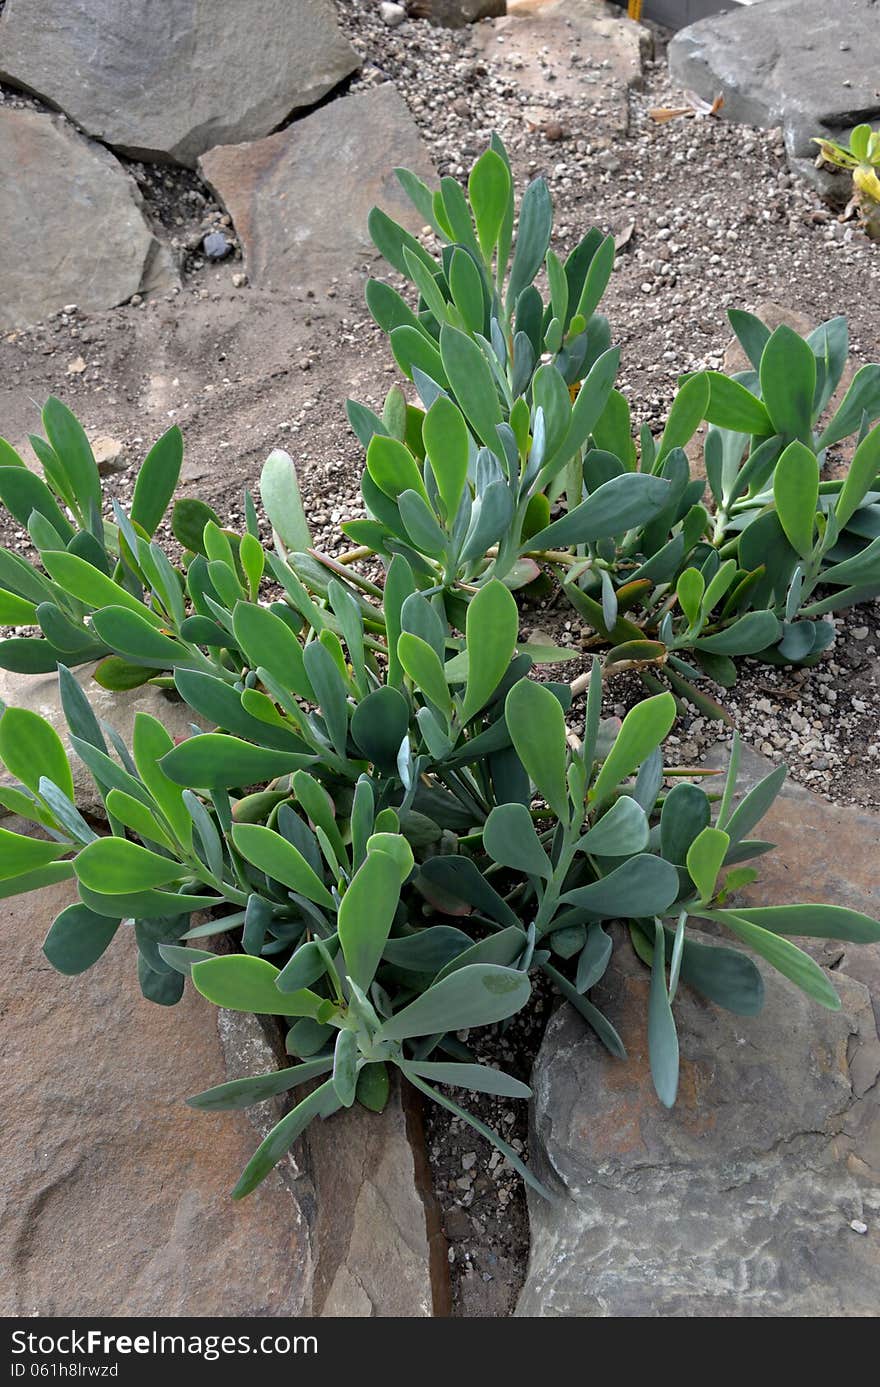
202, 231, 231, 260
380, 1, 405, 25
850, 1219, 868, 1234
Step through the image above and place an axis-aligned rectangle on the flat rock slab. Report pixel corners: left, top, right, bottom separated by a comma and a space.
0, 664, 206, 819
519, 936, 880, 1316
0, 0, 358, 167
519, 752, 880, 1316
0, 108, 174, 331
219, 1014, 443, 1317
473, 0, 649, 136
0, 880, 312, 1316
199, 85, 435, 292
668, 0, 880, 161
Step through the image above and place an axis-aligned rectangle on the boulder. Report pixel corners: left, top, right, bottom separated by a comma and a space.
0, 108, 175, 331
518, 932, 880, 1317
198, 85, 435, 291
0, 879, 313, 1316
0, 663, 207, 820
668, 0, 880, 173
0, 0, 359, 167
518, 750, 880, 1316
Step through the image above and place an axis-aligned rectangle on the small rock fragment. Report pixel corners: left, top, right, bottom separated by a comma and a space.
202, 231, 232, 260
380, 1, 406, 24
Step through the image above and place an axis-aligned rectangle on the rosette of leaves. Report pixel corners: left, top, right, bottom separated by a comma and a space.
414, 661, 880, 1108
686, 311, 880, 665
359, 133, 615, 432
0, 562, 572, 1002
342, 135, 678, 585
0, 399, 184, 676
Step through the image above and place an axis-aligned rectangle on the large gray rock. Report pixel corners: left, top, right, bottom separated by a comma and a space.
0, 108, 174, 331
0, 0, 358, 168
518, 934, 880, 1317
199, 85, 435, 291
0, 663, 207, 819
668, 0, 880, 165
0, 879, 313, 1316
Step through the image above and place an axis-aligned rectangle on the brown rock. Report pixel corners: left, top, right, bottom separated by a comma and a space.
518, 929, 880, 1316
0, 664, 207, 820
305, 1076, 441, 1317
199, 86, 434, 292
0, 880, 312, 1316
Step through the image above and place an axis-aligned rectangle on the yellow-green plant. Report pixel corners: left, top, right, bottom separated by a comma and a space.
814, 123, 880, 238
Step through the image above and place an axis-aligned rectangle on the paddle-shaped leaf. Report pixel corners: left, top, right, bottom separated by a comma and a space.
580, 795, 649, 856
483, 802, 550, 877
259, 449, 312, 552
338, 849, 401, 989
0, 707, 73, 804
686, 826, 730, 903
160, 734, 313, 789
376, 963, 530, 1042
232, 822, 334, 909
403, 1060, 530, 1099
505, 678, 569, 820
73, 837, 184, 893
186, 1057, 334, 1111
231, 1079, 340, 1198
422, 394, 470, 520
591, 693, 676, 806
462, 579, 518, 721
760, 324, 816, 441
560, 854, 680, 919
773, 440, 818, 558
43, 903, 120, 975
191, 954, 326, 1018
648, 919, 679, 1107
704, 910, 841, 1010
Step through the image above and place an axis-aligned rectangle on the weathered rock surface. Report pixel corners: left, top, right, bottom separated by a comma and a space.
218, 1012, 442, 1316
0, 880, 312, 1316
198, 85, 434, 291
518, 934, 880, 1316
305, 1078, 443, 1316
0, 108, 174, 331
519, 749, 880, 1316
0, 664, 207, 819
0, 0, 359, 167
473, 0, 649, 136
668, 0, 880, 170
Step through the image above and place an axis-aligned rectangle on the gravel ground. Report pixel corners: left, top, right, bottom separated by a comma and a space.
2, 0, 879, 1318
